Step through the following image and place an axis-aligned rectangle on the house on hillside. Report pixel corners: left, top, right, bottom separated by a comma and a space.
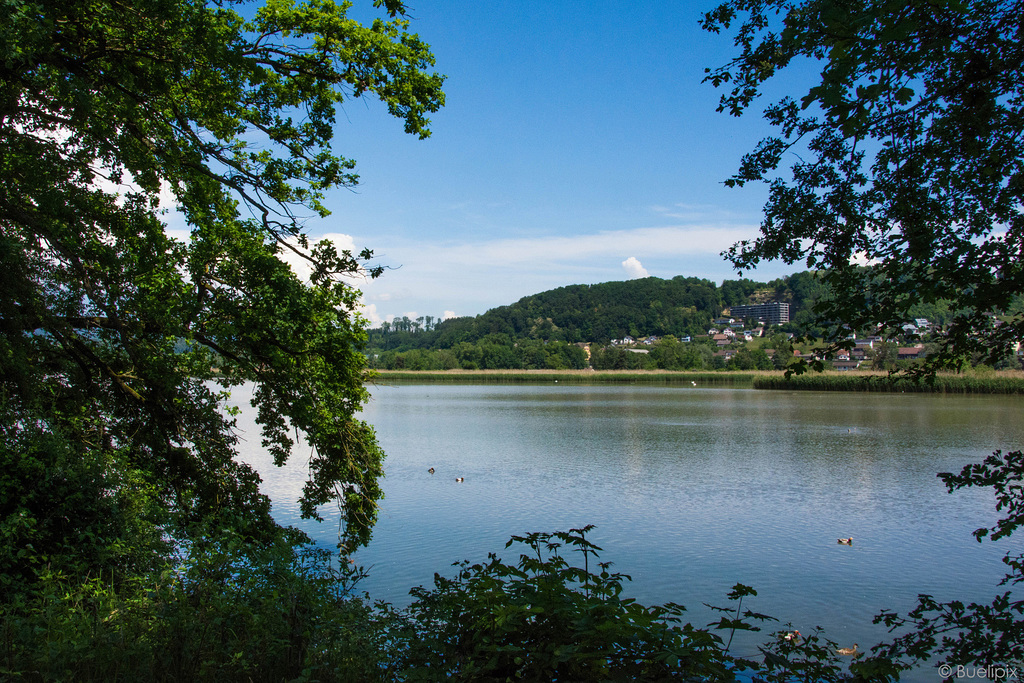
898, 345, 924, 360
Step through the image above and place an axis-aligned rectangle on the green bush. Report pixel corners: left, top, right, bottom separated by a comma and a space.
0, 528, 393, 682
388, 527, 740, 682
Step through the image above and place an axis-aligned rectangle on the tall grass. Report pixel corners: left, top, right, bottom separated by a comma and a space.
753, 371, 1024, 394
371, 369, 1024, 393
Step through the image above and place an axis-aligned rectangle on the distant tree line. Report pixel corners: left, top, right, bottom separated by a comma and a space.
370, 274, 799, 344
367, 273, 826, 371
367, 270, 1023, 372
372, 335, 588, 370
589, 337, 777, 372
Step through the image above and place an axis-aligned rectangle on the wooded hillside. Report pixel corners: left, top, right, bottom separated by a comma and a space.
368, 271, 827, 352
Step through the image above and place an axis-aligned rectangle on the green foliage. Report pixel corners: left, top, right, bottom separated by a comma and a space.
379, 526, 903, 682
373, 339, 589, 371
706, 4, 1024, 672
0, 409, 166, 596
373, 371, 760, 385
727, 347, 773, 371
0, 528, 393, 682
721, 278, 763, 308
703, 0, 1024, 371
651, 336, 714, 370
1, 0, 444, 605
387, 527, 739, 682
368, 272, 855, 371
4, 522, 904, 681
872, 450, 1024, 673
590, 346, 657, 370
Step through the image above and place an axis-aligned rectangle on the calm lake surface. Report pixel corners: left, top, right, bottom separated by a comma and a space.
234, 382, 1023, 678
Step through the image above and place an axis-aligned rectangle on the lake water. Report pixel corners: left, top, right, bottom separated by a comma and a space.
233, 382, 1023, 678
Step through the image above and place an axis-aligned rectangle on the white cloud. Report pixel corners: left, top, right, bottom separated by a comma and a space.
622, 256, 649, 279
266, 232, 394, 327
359, 302, 383, 326
450, 225, 752, 266
651, 202, 755, 223
276, 232, 365, 283
442, 310, 458, 320
359, 225, 756, 292
850, 251, 879, 267
345, 220, 783, 321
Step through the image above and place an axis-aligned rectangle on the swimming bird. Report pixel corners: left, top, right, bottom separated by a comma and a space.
455, 477, 464, 483
783, 630, 801, 643
837, 537, 853, 545
837, 644, 859, 656
428, 467, 435, 474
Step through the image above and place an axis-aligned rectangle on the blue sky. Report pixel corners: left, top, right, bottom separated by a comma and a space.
301, 1, 806, 324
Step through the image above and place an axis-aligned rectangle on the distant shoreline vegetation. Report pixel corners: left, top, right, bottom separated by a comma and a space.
371, 369, 1024, 394
370, 369, 762, 385
753, 371, 1024, 394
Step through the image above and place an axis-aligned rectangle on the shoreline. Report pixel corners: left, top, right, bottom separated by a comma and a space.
369, 369, 763, 384
367, 369, 1024, 393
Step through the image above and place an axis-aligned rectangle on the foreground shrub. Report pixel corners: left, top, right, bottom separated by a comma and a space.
386, 526, 735, 681
382, 526, 905, 682
0, 527, 393, 682
7, 444, 1021, 681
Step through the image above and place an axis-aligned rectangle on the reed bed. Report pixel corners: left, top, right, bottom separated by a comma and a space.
753, 371, 1024, 394
370, 369, 767, 385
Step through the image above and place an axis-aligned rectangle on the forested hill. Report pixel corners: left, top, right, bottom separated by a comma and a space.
368, 271, 827, 351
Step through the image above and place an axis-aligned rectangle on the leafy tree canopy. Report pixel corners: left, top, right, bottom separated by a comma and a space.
704, 1, 1024, 673
703, 0, 1024, 370
0, 0, 444, 592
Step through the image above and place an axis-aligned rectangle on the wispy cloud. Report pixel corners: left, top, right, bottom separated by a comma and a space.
650, 202, 756, 223
375, 224, 757, 271
353, 221, 767, 319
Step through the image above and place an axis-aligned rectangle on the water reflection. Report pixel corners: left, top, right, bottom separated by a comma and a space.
231, 382, 1022, 681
